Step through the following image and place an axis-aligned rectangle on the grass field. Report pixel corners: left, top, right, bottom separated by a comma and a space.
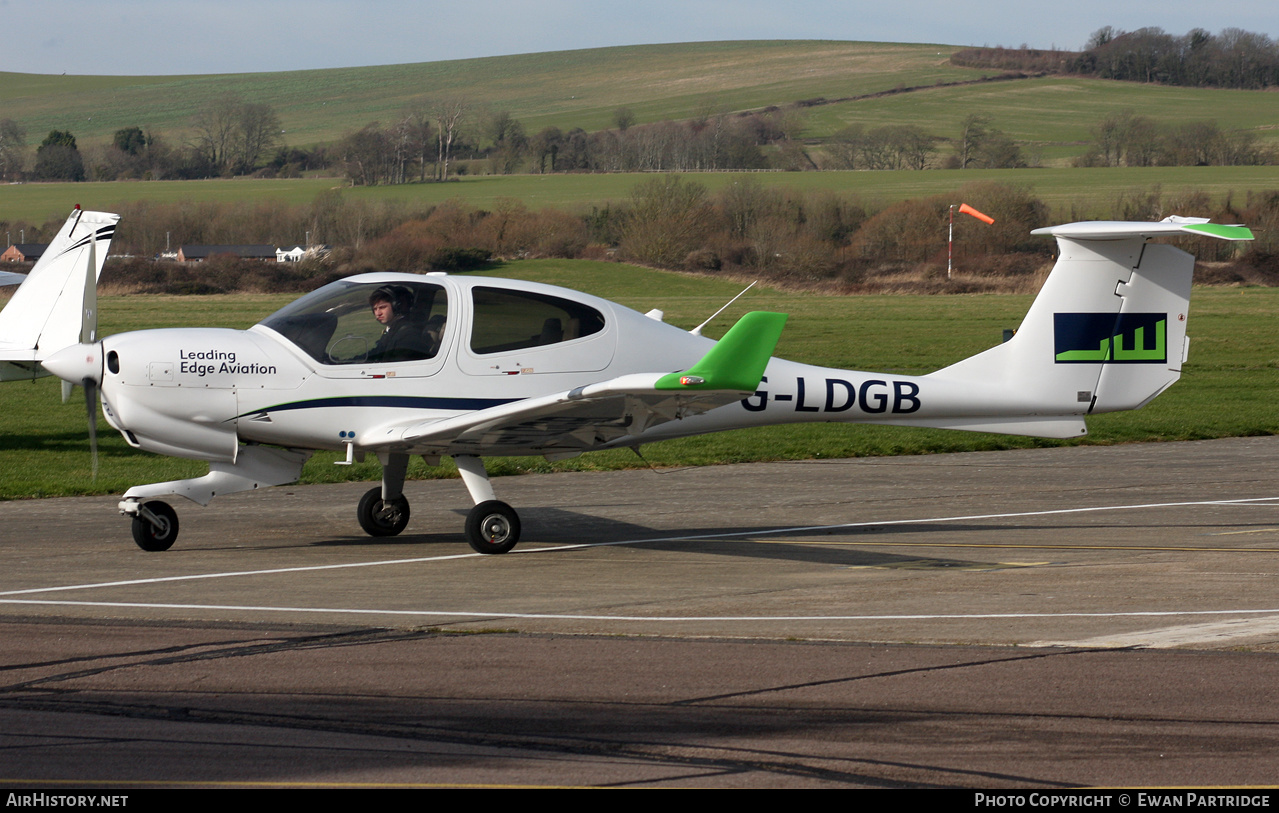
6, 164, 1279, 228
804, 77, 1279, 164
4, 40, 1276, 167
1, 41, 977, 148
2, 260, 1276, 500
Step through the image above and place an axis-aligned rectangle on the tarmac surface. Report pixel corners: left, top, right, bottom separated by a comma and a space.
2, 436, 1279, 787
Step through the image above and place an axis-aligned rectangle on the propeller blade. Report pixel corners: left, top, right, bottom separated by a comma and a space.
84, 377, 98, 480
61, 379, 74, 404
81, 231, 98, 344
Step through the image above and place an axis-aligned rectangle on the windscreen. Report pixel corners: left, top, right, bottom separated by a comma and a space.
259, 280, 449, 365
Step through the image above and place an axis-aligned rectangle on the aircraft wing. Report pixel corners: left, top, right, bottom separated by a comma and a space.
0, 270, 26, 287
365, 311, 787, 458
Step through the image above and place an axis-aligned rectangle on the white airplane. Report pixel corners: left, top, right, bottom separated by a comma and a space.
22, 209, 1253, 554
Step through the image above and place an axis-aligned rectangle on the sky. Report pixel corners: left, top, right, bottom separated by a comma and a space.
3, 0, 1277, 76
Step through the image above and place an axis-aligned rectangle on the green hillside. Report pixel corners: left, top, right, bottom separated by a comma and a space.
1, 40, 976, 147
6, 40, 1276, 160
2, 40, 1277, 229
804, 77, 1279, 164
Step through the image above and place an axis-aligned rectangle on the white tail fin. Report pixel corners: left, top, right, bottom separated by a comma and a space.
923, 218, 1252, 436
0, 208, 118, 381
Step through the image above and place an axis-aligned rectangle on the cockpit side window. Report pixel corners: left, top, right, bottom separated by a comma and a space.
259, 280, 448, 365
469, 287, 605, 355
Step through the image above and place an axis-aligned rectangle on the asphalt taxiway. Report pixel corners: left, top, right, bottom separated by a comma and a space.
2, 437, 1278, 787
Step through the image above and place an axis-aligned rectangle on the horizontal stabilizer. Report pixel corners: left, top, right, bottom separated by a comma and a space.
1031, 217, 1254, 242
927, 217, 1247, 426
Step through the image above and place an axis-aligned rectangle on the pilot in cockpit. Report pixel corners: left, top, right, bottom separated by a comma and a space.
368, 285, 416, 361
368, 285, 445, 362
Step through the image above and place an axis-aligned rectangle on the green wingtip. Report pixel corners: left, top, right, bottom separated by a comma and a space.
1183, 223, 1254, 241
656, 311, 787, 392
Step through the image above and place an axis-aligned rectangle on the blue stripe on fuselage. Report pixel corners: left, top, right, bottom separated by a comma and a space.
241, 395, 521, 419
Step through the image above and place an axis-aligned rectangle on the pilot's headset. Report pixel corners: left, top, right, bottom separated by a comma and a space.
370, 285, 413, 319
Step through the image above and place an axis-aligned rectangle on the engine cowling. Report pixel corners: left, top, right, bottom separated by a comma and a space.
92, 328, 305, 463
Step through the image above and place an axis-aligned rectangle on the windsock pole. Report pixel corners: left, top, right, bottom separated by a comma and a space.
949, 203, 995, 279
948, 205, 955, 279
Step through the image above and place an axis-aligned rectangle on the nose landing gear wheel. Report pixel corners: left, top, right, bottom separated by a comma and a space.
131, 500, 179, 552
357, 486, 411, 537
465, 500, 520, 554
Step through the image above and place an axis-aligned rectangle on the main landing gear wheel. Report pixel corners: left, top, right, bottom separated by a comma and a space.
357, 486, 411, 537
131, 500, 179, 552
465, 500, 520, 554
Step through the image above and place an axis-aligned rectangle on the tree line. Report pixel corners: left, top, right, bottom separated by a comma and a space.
1076, 111, 1270, 168
0, 94, 331, 183
338, 100, 1271, 182
952, 25, 1279, 90
335, 102, 805, 185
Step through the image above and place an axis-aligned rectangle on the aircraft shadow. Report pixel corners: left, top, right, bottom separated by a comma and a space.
294, 506, 1274, 568
0, 430, 128, 454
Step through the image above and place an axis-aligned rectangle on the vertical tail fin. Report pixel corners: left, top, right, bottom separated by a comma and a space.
926, 218, 1252, 432
0, 208, 118, 381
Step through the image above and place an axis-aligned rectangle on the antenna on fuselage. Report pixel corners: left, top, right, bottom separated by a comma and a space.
690, 280, 757, 337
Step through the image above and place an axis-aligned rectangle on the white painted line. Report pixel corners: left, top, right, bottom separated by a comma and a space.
4, 599, 1279, 625
1032, 615, 1279, 649
2, 496, 1275, 599
0, 551, 488, 597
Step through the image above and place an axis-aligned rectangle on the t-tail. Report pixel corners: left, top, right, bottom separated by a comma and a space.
915, 218, 1253, 438
644, 217, 1253, 444
0, 207, 118, 382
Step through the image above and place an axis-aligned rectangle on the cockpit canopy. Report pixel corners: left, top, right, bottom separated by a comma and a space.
259, 279, 448, 365
258, 278, 610, 367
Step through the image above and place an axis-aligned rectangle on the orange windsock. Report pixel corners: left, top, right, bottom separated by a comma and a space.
958, 203, 995, 225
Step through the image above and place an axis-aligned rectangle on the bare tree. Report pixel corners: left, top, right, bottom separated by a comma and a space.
620, 175, 714, 267
340, 123, 392, 186
191, 93, 242, 174
957, 114, 990, 169
192, 94, 283, 176
387, 115, 415, 185
824, 124, 863, 170
396, 100, 435, 182
431, 96, 469, 181
234, 102, 282, 174
529, 126, 562, 173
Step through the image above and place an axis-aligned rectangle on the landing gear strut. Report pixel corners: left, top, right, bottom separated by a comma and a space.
356, 453, 521, 553
119, 445, 311, 552
455, 455, 521, 554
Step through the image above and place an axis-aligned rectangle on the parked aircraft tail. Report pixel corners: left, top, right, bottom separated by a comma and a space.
918, 218, 1253, 437
0, 207, 117, 382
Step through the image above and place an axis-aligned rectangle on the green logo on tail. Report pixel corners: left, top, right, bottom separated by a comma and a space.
1054, 313, 1167, 364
